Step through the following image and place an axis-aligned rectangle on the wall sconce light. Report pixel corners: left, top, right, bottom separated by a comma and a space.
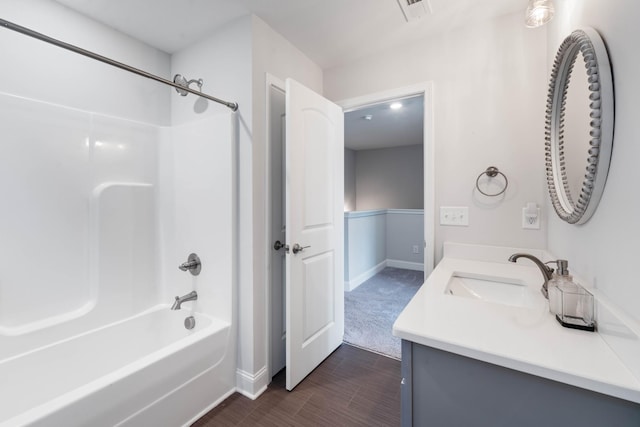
525, 0, 555, 28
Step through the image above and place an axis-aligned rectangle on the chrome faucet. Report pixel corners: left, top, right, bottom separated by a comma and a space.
171, 291, 198, 310
508, 253, 555, 299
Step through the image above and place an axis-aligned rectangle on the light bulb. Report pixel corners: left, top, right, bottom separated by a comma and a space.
525, 0, 554, 28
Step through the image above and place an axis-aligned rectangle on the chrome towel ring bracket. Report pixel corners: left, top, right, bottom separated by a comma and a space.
476, 166, 508, 197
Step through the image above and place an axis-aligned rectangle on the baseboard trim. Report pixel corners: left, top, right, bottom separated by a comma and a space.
386, 259, 424, 272
235, 366, 268, 400
183, 387, 236, 427
346, 259, 424, 290
345, 260, 386, 291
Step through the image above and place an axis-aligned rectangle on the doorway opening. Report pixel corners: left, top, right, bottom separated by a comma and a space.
265, 78, 434, 385
343, 94, 425, 359
267, 81, 287, 378
338, 83, 435, 279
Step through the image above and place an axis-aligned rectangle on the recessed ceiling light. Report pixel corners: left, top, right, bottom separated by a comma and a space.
363, 115, 373, 120
390, 102, 403, 110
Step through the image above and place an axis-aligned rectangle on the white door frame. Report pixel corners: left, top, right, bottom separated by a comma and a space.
264, 79, 435, 382
265, 73, 286, 382
337, 82, 435, 277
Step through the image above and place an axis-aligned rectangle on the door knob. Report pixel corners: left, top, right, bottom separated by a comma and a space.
273, 240, 287, 251
292, 243, 310, 254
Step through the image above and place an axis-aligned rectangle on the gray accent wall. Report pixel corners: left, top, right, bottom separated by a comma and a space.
344, 209, 424, 290
344, 210, 387, 285
355, 145, 423, 210
386, 210, 423, 265
344, 148, 356, 211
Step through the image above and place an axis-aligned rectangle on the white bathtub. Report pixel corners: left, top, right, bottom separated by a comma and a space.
0, 306, 234, 427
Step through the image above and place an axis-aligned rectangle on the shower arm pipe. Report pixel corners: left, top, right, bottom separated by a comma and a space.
0, 18, 238, 111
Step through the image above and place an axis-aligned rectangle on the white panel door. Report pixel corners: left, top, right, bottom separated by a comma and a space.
285, 78, 344, 391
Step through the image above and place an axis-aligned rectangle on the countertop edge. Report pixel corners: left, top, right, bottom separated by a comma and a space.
393, 325, 640, 405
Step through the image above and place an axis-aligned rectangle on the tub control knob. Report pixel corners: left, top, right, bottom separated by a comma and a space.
179, 253, 201, 276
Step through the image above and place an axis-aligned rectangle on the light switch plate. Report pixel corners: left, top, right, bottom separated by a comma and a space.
440, 206, 469, 226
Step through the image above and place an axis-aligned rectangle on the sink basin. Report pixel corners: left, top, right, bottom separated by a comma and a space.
446, 272, 541, 309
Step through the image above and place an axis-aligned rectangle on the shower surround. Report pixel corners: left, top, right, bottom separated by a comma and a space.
0, 90, 236, 425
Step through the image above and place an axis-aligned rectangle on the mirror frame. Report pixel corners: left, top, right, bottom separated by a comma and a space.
545, 27, 614, 225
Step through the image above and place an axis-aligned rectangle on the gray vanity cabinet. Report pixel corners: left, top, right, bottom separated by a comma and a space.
400, 340, 640, 427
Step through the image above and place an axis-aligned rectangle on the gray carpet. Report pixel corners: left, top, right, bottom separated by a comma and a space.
344, 267, 423, 360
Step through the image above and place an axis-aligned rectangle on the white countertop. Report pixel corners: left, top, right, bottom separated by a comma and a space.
393, 244, 640, 404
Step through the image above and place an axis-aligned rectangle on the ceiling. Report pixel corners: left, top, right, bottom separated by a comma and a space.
54, 0, 529, 70
52, 0, 527, 151
345, 95, 424, 151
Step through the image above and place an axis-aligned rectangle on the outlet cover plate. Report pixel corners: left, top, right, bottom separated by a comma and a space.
440, 206, 469, 226
522, 207, 541, 229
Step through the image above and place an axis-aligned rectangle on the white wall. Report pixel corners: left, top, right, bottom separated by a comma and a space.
546, 0, 640, 327
344, 148, 357, 211
0, 0, 170, 125
325, 12, 548, 262
170, 17, 252, 127
355, 145, 423, 210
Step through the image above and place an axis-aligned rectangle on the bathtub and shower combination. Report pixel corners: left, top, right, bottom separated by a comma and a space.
0, 18, 238, 427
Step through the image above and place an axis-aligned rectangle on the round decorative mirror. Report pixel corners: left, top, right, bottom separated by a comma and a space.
545, 27, 614, 224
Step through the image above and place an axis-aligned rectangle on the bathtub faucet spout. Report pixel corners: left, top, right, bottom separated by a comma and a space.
171, 291, 198, 310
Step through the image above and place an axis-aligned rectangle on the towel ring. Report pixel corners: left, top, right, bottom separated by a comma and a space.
476, 166, 508, 197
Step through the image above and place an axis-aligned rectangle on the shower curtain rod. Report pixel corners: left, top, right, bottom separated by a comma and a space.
0, 18, 239, 111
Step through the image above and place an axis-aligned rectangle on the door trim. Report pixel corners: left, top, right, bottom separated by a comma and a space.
337, 82, 435, 277
265, 73, 286, 382
265, 80, 435, 383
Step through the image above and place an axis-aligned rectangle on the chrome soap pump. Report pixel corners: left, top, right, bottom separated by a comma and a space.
547, 260, 571, 315
547, 260, 595, 332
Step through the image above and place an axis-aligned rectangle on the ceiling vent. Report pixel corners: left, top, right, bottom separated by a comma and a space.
397, 0, 432, 22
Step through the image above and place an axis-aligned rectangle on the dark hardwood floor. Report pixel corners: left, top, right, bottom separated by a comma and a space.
192, 344, 401, 426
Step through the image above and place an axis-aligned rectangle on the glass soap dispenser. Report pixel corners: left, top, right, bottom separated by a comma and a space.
547, 260, 596, 332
